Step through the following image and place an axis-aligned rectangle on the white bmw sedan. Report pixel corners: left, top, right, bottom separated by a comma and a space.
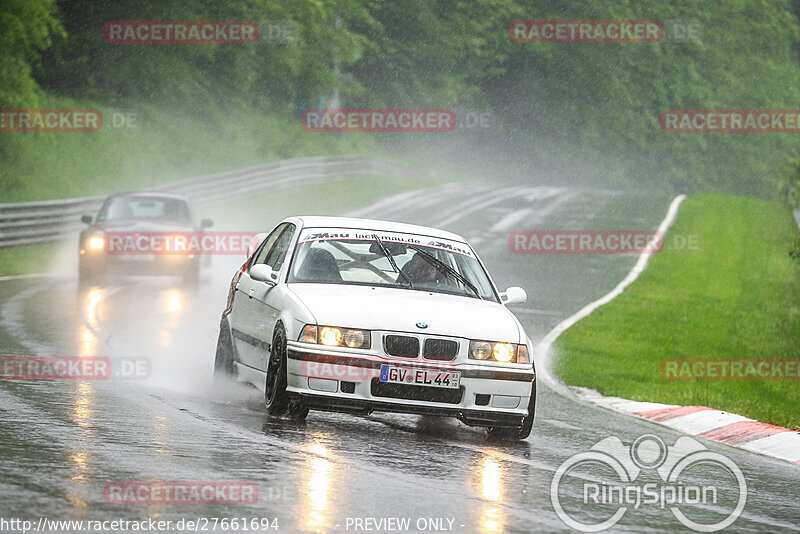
215, 216, 536, 439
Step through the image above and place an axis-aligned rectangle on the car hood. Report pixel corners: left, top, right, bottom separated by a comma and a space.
287, 283, 524, 343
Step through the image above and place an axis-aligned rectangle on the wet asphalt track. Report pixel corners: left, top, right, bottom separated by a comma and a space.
1, 184, 799, 533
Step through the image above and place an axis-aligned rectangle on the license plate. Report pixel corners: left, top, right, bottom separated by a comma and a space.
379, 365, 460, 389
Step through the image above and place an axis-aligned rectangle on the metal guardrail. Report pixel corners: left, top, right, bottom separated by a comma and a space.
0, 156, 413, 248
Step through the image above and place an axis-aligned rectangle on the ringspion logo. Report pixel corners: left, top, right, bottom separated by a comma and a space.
509, 20, 663, 43
300, 108, 455, 132
103, 21, 258, 44
551, 434, 746, 532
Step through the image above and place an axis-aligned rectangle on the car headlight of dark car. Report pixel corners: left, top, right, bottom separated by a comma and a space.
85, 233, 105, 252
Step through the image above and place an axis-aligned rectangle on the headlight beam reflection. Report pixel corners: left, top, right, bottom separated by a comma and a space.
479, 455, 505, 534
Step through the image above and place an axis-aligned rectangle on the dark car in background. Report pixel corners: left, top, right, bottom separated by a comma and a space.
78, 192, 213, 285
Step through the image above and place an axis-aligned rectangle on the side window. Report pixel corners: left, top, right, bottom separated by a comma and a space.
251, 223, 288, 267
264, 224, 296, 271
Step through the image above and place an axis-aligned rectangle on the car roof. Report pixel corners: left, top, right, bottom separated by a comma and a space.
292, 216, 468, 243
106, 191, 190, 202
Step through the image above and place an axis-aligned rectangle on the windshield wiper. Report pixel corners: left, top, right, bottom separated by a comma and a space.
372, 234, 415, 289
407, 245, 481, 299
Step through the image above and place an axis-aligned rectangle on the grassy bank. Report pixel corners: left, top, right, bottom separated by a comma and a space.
554, 194, 800, 429
0, 95, 378, 202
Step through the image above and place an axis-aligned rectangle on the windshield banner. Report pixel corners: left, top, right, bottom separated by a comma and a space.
297, 228, 475, 258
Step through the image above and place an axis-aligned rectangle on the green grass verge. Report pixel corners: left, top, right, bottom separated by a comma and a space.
0, 95, 379, 202
554, 194, 800, 430
0, 244, 53, 278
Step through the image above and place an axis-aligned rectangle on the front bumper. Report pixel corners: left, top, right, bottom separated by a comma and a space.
286, 341, 535, 427
80, 251, 199, 275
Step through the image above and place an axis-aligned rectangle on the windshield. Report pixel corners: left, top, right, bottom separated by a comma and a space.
98, 196, 192, 222
288, 228, 498, 301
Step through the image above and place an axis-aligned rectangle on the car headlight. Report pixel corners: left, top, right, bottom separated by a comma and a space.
298, 325, 371, 349
469, 340, 529, 363
88, 236, 105, 250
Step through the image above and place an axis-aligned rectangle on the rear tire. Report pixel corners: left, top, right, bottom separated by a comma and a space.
487, 380, 536, 441
264, 325, 291, 416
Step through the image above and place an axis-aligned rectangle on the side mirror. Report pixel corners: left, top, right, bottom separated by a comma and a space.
501, 286, 527, 305
81, 215, 93, 224
200, 218, 214, 229
250, 264, 278, 283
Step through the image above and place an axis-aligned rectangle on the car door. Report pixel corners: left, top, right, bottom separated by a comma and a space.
247, 223, 296, 371
228, 223, 288, 370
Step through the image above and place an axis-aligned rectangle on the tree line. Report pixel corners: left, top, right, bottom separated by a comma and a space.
4, 0, 800, 197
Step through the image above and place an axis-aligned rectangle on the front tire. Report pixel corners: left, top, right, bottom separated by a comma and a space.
183, 262, 200, 287
78, 259, 104, 287
487, 380, 536, 441
264, 325, 291, 416
213, 318, 235, 382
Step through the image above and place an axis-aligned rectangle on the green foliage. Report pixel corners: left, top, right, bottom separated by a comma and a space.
780, 155, 800, 206
0, 0, 64, 107
2, 0, 800, 198
483, 0, 800, 195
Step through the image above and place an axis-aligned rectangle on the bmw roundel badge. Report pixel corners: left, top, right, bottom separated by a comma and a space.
416, 322, 428, 329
